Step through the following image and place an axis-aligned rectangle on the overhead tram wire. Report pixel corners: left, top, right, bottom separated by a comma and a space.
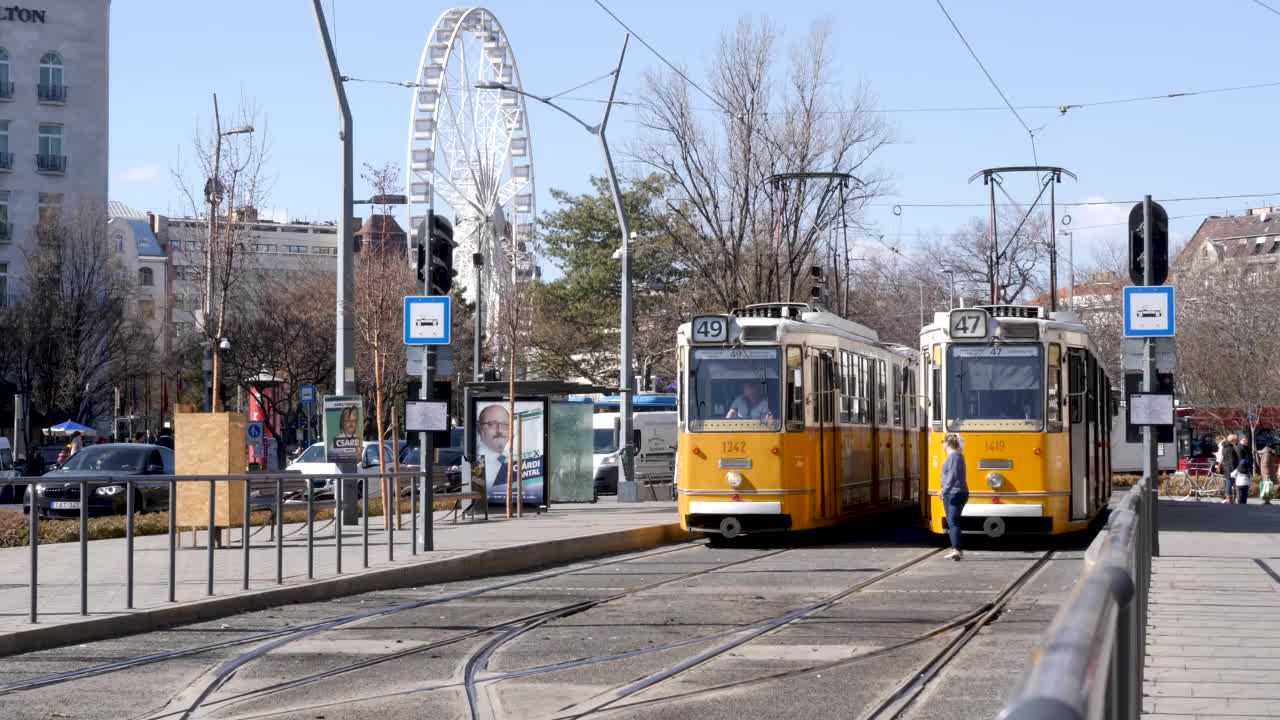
871, 191, 1280, 209
1251, 0, 1280, 19
933, 0, 1040, 167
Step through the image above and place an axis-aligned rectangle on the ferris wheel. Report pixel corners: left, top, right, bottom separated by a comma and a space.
406, 7, 536, 329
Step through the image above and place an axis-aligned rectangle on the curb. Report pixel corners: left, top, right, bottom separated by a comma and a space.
0, 522, 689, 657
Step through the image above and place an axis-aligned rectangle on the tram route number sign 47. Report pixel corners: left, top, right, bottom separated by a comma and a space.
692, 315, 730, 343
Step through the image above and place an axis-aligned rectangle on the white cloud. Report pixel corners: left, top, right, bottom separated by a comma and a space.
121, 166, 161, 183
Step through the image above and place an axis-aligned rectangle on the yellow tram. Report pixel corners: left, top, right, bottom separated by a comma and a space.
920, 305, 1114, 538
675, 303, 926, 539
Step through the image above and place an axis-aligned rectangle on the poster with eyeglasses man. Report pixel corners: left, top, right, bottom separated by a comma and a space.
473, 399, 545, 506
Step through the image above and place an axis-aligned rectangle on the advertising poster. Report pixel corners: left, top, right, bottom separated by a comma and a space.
474, 399, 545, 506
322, 395, 364, 463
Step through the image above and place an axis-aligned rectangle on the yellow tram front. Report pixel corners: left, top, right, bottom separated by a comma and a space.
921, 306, 1111, 537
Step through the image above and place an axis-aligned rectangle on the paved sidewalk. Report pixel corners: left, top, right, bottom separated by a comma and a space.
0, 498, 683, 654
1143, 498, 1280, 719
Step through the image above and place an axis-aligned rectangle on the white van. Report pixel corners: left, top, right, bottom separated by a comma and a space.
592, 411, 677, 495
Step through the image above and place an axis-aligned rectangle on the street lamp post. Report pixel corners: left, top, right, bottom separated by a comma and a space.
477, 35, 638, 489
1058, 230, 1074, 311
203, 93, 254, 413
942, 270, 956, 309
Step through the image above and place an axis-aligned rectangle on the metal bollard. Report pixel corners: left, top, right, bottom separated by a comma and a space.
80, 480, 88, 616
276, 477, 283, 584
126, 479, 135, 609
168, 483, 176, 602
29, 487, 38, 623
243, 478, 251, 591
307, 482, 314, 580
386, 473, 394, 564
411, 473, 417, 556
207, 480, 215, 596
361, 477, 369, 569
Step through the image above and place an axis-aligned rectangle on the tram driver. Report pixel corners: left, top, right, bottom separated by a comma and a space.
725, 381, 775, 421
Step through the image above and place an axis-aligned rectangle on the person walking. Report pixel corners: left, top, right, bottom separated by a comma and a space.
1258, 443, 1278, 504
941, 433, 969, 561
1235, 437, 1254, 505
68, 431, 84, 457
1221, 434, 1240, 504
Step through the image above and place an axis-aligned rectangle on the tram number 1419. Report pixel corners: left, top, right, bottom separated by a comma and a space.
692, 315, 729, 343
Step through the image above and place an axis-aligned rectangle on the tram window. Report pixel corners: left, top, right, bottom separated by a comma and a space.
1047, 344, 1063, 432
877, 359, 889, 425
687, 347, 782, 432
946, 345, 1044, 431
931, 367, 942, 423
856, 356, 868, 424
786, 346, 804, 431
839, 351, 853, 423
892, 365, 902, 426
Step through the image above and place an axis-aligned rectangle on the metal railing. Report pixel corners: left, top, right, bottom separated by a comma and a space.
4, 469, 485, 624
0, 152, 12, 171
36, 154, 66, 173
996, 479, 1158, 720
0, 81, 13, 99
37, 83, 67, 103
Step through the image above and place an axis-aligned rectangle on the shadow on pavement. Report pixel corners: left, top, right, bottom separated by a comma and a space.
1157, 496, 1280, 533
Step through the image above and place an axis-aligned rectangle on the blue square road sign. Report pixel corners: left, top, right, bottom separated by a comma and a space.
1123, 286, 1175, 337
404, 296, 452, 345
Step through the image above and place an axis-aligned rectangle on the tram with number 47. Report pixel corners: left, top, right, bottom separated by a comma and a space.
920, 305, 1114, 538
675, 303, 926, 540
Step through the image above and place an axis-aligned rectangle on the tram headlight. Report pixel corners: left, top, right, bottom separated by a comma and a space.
986, 472, 1005, 490
726, 471, 744, 489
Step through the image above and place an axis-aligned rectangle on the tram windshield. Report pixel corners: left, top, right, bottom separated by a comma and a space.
946, 344, 1043, 431
687, 348, 782, 432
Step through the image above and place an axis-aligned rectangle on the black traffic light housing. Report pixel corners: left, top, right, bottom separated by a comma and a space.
1128, 201, 1169, 286
426, 213, 456, 295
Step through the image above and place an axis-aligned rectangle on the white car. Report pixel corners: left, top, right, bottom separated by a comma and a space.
285, 441, 406, 499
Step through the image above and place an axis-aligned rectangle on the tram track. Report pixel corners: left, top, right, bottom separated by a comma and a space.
0, 541, 699, 699
175, 546, 793, 720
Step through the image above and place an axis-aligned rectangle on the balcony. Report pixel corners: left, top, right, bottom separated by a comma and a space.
0, 223, 10, 244
0, 82, 13, 100
37, 83, 67, 104
0, 152, 12, 171
36, 154, 66, 174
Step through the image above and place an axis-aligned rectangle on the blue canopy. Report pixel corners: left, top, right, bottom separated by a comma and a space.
49, 421, 97, 436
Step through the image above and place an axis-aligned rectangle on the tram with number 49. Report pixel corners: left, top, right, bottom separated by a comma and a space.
920, 305, 1114, 538
675, 303, 926, 540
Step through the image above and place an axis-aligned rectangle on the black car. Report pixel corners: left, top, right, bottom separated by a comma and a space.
25, 444, 175, 518
400, 445, 464, 494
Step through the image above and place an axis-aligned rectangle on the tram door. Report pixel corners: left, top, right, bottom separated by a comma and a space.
1068, 349, 1089, 520
816, 352, 838, 519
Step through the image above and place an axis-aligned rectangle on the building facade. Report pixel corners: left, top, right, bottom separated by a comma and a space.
1176, 207, 1280, 276
107, 202, 171, 356
0, 1, 110, 287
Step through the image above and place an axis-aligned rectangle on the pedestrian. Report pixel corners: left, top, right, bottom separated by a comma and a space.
1258, 443, 1278, 504
1235, 437, 1254, 505
941, 433, 969, 561
68, 431, 84, 456
25, 447, 45, 478
1221, 434, 1240, 504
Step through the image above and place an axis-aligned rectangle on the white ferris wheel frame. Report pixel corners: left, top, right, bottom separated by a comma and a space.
406, 7, 536, 298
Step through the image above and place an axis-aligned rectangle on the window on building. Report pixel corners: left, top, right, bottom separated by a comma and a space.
0, 119, 9, 162
1254, 238, 1266, 255
0, 48, 10, 98
39, 52, 64, 101
37, 192, 62, 227
0, 190, 8, 243
139, 267, 154, 286
0, 262, 6, 306
38, 123, 62, 158
137, 298, 154, 320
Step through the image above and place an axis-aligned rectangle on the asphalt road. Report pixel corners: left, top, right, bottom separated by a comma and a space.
0, 519, 1089, 720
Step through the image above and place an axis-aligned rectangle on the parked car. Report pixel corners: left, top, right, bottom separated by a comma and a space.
399, 445, 462, 494
285, 441, 405, 500
24, 444, 175, 518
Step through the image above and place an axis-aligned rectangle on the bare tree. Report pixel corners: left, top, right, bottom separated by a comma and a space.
634, 18, 890, 311
927, 210, 1049, 305
354, 162, 415, 516
173, 97, 270, 412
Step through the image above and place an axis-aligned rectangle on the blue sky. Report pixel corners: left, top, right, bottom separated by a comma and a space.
110, 1, 1280, 275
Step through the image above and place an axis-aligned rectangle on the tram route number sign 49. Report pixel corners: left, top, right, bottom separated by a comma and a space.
692, 315, 730, 343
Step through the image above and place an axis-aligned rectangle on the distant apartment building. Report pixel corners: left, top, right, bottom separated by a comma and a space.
107, 202, 171, 354
0, 0, 111, 291
1176, 207, 1280, 276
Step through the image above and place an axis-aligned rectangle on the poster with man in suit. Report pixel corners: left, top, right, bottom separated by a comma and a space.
474, 399, 545, 506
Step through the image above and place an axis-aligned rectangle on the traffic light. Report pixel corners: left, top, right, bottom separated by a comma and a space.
426, 213, 456, 295
1128, 201, 1169, 286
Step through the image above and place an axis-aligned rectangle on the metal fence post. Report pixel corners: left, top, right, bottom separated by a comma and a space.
207, 479, 215, 596
411, 472, 417, 556
29, 489, 38, 623
243, 479, 251, 591
79, 480, 88, 616
335, 475, 343, 575
276, 477, 283, 584
168, 482, 176, 602
387, 472, 394, 563
361, 476, 369, 569
307, 483, 314, 580
125, 479, 135, 609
